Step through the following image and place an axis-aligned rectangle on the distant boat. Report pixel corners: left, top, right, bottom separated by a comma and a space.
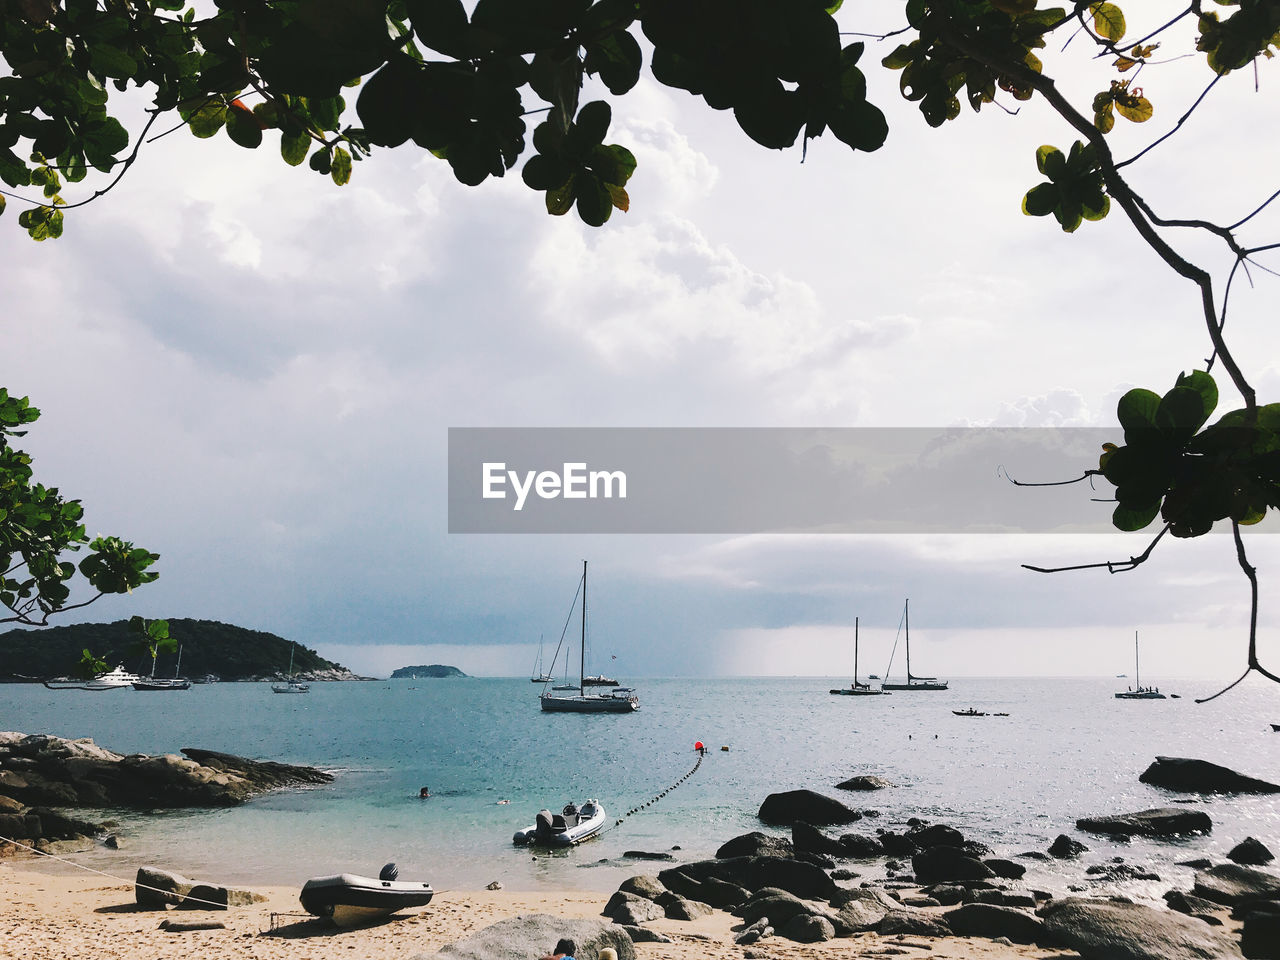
582, 674, 619, 686
1271, 723, 1280, 732
299, 863, 432, 927
953, 708, 987, 716
881, 599, 948, 691
512, 799, 607, 846
272, 643, 311, 694
1114, 631, 1165, 700
530, 634, 554, 683
831, 618, 885, 696
44, 664, 142, 691
539, 561, 638, 713
132, 646, 191, 691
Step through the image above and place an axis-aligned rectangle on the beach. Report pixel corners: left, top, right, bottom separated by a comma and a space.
0, 858, 1081, 960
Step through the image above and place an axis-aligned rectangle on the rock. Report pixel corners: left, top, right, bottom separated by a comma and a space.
622, 850, 673, 861
922, 884, 967, 906
736, 891, 811, 927
1242, 910, 1280, 958
1039, 897, 1242, 959
1076, 808, 1212, 838
618, 925, 671, 944
178, 883, 267, 909
660, 856, 838, 901
879, 910, 952, 938
967, 890, 1037, 908
944, 903, 1044, 944
158, 919, 227, 932
878, 831, 918, 856
136, 866, 194, 908
792, 821, 845, 857
425, 914, 634, 960
104, 834, 125, 849
910, 824, 965, 849
1085, 863, 1161, 882
27, 807, 103, 840
1163, 890, 1227, 917
486, 881, 502, 891
778, 913, 835, 943
829, 868, 858, 880
35, 837, 94, 855
715, 832, 793, 859
1139, 757, 1280, 794
984, 858, 1026, 879
835, 775, 895, 791
1192, 864, 1280, 906
830, 896, 890, 933
660, 895, 711, 921
902, 896, 940, 908
837, 832, 883, 858
1049, 835, 1089, 858
617, 875, 665, 902
757, 789, 861, 827
1230, 838, 1275, 866
0, 794, 24, 813
912, 845, 996, 884
695, 878, 751, 909
604, 892, 663, 925
796, 850, 835, 870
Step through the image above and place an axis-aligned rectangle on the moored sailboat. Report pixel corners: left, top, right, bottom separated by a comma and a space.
539, 561, 638, 713
272, 642, 311, 694
830, 617, 885, 696
1114, 631, 1165, 699
881, 599, 948, 691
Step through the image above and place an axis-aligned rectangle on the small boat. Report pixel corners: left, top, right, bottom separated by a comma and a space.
512, 799, 607, 846
132, 646, 191, 691
272, 642, 311, 694
831, 617, 886, 696
993, 712, 1010, 717
582, 674, 619, 686
45, 664, 143, 690
539, 562, 638, 713
881, 599, 948, 691
953, 708, 987, 716
1114, 631, 1165, 700
531, 634, 554, 683
299, 863, 432, 927
1270, 723, 1280, 732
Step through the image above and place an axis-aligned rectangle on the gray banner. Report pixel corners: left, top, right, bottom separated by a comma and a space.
448, 427, 1137, 534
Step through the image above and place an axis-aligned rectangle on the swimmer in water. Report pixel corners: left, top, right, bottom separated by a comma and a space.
419, 786, 430, 798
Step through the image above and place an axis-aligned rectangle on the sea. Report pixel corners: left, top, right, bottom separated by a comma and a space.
3, 677, 1279, 899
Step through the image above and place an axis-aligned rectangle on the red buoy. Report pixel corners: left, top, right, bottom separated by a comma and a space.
694, 741, 704, 751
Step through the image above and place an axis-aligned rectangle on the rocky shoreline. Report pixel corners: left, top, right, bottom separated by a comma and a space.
0, 732, 331, 857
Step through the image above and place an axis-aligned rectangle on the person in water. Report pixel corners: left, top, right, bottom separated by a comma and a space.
538, 937, 576, 960
419, 786, 430, 798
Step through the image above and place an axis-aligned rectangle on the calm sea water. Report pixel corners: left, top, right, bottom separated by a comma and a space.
3, 677, 1279, 898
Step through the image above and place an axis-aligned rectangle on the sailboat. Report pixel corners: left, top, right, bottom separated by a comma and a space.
540, 561, 638, 713
881, 599, 948, 691
272, 642, 311, 694
530, 634, 554, 683
132, 645, 192, 691
1114, 631, 1165, 699
830, 617, 885, 696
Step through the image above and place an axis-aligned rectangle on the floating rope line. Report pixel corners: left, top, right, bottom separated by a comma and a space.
602, 750, 705, 836
0, 833, 248, 909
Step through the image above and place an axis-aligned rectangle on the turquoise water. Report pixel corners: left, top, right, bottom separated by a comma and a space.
3, 677, 1279, 896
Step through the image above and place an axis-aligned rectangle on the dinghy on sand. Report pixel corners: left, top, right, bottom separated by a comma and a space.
299, 863, 433, 927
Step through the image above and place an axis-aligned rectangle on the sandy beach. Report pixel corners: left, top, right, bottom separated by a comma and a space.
0, 857, 1081, 960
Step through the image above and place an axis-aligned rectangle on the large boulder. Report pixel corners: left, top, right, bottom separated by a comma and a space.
603, 892, 663, 925
135, 866, 194, 908
715, 832, 793, 859
1076, 807, 1212, 837
1192, 864, 1280, 906
1048, 834, 1088, 858
778, 914, 835, 943
912, 845, 995, 884
1241, 909, 1280, 959
910, 824, 965, 849
757, 790, 861, 826
835, 775, 895, 791
617, 875, 665, 901
425, 914, 634, 960
659, 856, 838, 901
1230, 838, 1276, 866
1139, 757, 1280, 794
879, 910, 952, 938
837, 832, 883, 858
736, 891, 812, 927
792, 821, 845, 857
944, 903, 1044, 944
1039, 897, 1242, 959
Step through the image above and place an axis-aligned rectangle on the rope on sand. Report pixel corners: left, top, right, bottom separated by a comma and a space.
0, 833, 260, 909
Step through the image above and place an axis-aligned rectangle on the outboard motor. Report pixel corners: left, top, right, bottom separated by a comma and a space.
535, 809, 556, 840
379, 862, 399, 882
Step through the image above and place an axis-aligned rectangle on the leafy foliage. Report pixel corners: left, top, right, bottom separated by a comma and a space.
0, 389, 159, 627
1100, 371, 1280, 538
1021, 141, 1109, 232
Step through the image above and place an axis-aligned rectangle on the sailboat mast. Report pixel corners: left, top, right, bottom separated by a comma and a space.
1134, 630, 1139, 689
175, 645, 183, 679
580, 560, 587, 691
853, 617, 859, 683
905, 599, 912, 681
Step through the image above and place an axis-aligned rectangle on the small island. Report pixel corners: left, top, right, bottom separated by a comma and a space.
390, 664, 468, 679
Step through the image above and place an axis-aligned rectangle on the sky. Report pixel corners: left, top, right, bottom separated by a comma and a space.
6, 3, 1280, 684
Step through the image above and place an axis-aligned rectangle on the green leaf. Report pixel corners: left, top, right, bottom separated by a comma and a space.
583, 30, 643, 95
575, 173, 612, 226
1090, 2, 1126, 42
1022, 182, 1058, 217
330, 146, 352, 185
281, 132, 310, 166
89, 43, 138, 80
546, 175, 575, 215
225, 107, 263, 149
1113, 500, 1160, 531
1117, 388, 1160, 439
185, 99, 228, 139
1115, 94, 1153, 123
1156, 385, 1210, 438
1175, 370, 1218, 421
1036, 145, 1065, 179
